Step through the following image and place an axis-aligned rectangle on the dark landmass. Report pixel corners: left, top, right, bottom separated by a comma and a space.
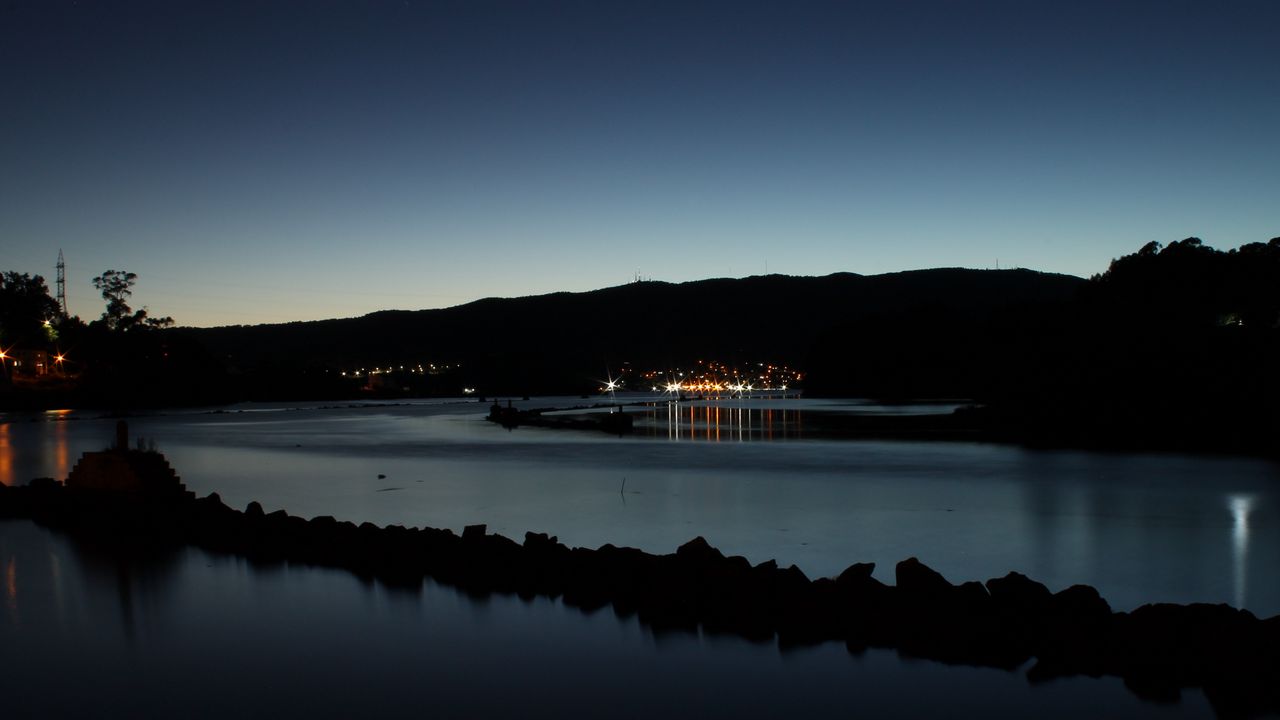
3, 480, 1276, 719
486, 399, 636, 435
177, 266, 1085, 391
4, 237, 1278, 455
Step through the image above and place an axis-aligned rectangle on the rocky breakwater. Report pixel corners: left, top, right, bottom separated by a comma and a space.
2, 480, 1277, 718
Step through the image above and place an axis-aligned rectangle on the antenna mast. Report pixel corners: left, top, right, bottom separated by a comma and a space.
56, 249, 67, 317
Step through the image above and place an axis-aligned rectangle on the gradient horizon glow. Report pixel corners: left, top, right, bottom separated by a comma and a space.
3, 1, 1277, 327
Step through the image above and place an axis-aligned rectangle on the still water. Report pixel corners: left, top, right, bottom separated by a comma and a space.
0, 519, 1216, 719
3, 397, 1276, 615
3, 396, 1276, 718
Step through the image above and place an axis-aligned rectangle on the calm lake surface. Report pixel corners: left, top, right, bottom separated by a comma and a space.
3, 396, 1277, 717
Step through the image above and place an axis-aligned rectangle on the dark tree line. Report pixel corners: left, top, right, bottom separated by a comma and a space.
0, 272, 62, 348
0, 269, 225, 409
5, 238, 1278, 453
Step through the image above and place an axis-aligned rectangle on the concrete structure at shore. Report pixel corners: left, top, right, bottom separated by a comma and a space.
64, 420, 193, 499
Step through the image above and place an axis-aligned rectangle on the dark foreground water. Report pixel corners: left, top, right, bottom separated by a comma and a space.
3, 397, 1277, 615
2, 397, 1278, 718
0, 520, 1218, 719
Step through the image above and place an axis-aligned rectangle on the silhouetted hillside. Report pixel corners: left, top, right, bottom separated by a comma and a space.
9, 238, 1277, 454
172, 239, 1280, 454
989, 237, 1280, 452
178, 268, 1086, 397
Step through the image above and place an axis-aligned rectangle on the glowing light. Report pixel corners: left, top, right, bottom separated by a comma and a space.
1229, 494, 1254, 609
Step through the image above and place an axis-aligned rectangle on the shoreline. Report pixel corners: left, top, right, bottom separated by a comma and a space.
2, 481, 1276, 718
4, 392, 1276, 459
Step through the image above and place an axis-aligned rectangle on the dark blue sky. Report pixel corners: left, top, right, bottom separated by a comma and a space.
3, 0, 1277, 326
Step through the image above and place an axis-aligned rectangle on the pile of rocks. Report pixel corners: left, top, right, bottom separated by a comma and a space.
2, 480, 1276, 717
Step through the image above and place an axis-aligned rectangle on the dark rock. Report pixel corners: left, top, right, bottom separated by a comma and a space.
524, 531, 558, 549
676, 536, 724, 566
955, 580, 991, 612
896, 557, 953, 595
1052, 584, 1111, 621
779, 563, 810, 588
837, 562, 875, 585
986, 571, 1052, 616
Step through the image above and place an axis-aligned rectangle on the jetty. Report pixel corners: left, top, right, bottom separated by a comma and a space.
487, 399, 634, 435
1, 432, 1276, 718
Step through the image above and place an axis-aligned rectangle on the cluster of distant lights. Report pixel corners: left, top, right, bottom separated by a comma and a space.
614, 361, 802, 396
602, 378, 787, 395
657, 380, 785, 394
341, 363, 456, 378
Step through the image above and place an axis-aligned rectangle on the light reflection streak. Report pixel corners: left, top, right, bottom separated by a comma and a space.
54, 418, 69, 481
1229, 494, 1253, 610
0, 422, 11, 486
49, 551, 66, 631
5, 557, 17, 626
652, 403, 803, 442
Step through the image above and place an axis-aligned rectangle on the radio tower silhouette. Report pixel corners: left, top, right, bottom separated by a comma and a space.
56, 249, 68, 317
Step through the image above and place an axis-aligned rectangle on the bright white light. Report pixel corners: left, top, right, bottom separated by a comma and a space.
1229, 494, 1254, 610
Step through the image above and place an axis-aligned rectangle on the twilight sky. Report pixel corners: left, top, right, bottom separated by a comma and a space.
3, 0, 1277, 327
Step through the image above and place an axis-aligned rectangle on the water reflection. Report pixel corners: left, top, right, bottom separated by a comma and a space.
1229, 494, 1253, 610
0, 412, 74, 486
648, 401, 803, 442
53, 415, 70, 482
0, 519, 1222, 718
3, 401, 1279, 617
0, 422, 11, 486
69, 534, 183, 642
5, 555, 17, 625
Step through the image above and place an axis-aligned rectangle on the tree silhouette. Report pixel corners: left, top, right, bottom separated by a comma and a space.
92, 270, 173, 331
0, 272, 61, 346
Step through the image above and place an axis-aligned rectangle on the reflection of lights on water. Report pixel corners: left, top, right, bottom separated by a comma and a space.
655, 403, 797, 443
0, 423, 10, 486
1228, 494, 1254, 610
5, 557, 17, 623
54, 420, 69, 481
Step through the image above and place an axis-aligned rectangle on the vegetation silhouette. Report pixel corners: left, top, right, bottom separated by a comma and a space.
0, 269, 226, 409
92, 269, 174, 332
0, 272, 61, 348
2, 238, 1277, 453
981, 237, 1280, 453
